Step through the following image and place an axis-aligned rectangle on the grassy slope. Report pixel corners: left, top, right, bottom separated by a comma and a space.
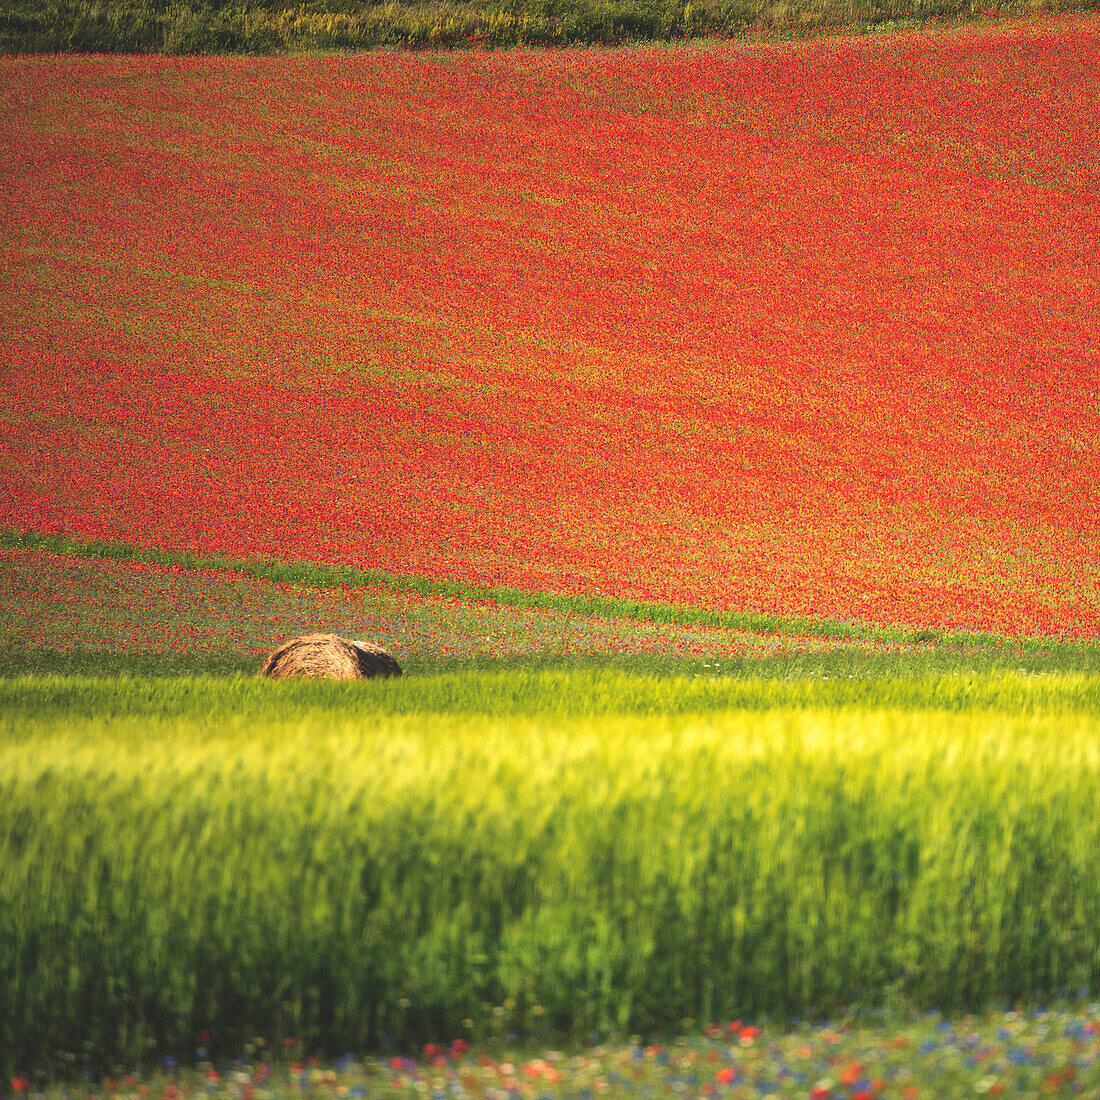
2, 18, 1100, 1081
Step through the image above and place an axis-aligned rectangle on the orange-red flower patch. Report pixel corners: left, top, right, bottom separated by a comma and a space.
1, 17, 1097, 638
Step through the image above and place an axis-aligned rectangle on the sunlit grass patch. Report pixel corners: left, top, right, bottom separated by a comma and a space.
2, 669, 1099, 1073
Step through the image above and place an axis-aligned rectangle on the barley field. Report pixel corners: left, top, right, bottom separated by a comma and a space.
3, 668, 1099, 1077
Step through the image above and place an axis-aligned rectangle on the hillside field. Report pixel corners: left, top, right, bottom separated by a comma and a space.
2, 11, 1100, 1093
2, 13, 1099, 639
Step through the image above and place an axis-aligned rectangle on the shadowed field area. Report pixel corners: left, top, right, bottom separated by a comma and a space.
2, 0, 1095, 53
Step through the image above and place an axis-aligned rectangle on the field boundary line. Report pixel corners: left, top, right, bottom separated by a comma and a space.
4, 527, 1096, 654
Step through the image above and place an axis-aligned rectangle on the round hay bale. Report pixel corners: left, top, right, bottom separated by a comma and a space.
259, 633, 402, 680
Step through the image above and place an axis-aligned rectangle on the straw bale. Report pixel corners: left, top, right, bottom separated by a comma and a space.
259, 633, 402, 680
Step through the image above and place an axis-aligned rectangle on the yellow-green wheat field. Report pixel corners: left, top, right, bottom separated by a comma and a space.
1, 669, 1099, 1073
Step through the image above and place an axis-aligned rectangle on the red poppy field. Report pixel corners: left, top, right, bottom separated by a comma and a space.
2, 14, 1099, 643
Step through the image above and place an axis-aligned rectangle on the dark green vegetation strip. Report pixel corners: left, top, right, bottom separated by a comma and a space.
4, 528, 1093, 656
2, 671, 1099, 1076
0, 0, 1092, 53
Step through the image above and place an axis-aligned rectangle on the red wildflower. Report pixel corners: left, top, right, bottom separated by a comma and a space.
841, 1062, 864, 1086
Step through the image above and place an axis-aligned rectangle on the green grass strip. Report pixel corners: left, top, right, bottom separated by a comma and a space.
4, 527, 1095, 654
